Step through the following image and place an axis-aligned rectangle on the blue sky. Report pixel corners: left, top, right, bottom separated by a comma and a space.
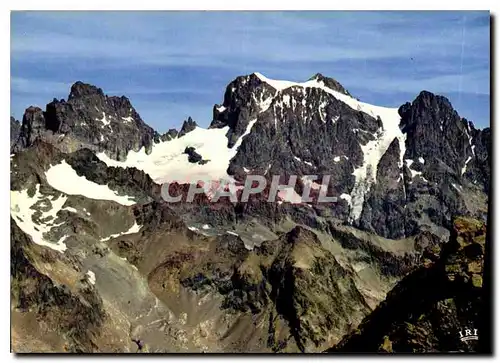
11, 11, 490, 132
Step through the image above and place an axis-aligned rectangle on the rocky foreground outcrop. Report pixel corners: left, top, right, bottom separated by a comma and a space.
326, 216, 490, 353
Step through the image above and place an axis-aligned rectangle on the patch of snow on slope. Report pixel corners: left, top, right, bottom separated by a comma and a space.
410, 169, 422, 178
122, 116, 134, 123
86, 270, 96, 285
348, 105, 406, 222
466, 125, 475, 156
334, 155, 350, 163
293, 155, 313, 167
451, 183, 463, 192
10, 185, 68, 253
254, 72, 379, 118
340, 193, 352, 205
253, 72, 299, 90
277, 187, 303, 204
405, 159, 423, 179
253, 92, 275, 113
462, 156, 473, 175
45, 160, 137, 206
99, 112, 111, 126
100, 221, 142, 242
282, 94, 291, 107
97, 120, 257, 185
318, 101, 327, 122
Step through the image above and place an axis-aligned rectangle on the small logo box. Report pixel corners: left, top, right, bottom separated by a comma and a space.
458, 328, 478, 342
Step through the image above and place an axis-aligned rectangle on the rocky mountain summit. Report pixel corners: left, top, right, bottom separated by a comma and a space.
11, 82, 156, 161
10, 72, 490, 353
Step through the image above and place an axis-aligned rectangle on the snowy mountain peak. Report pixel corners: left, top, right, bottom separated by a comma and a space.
11, 73, 490, 240
250, 72, 352, 98
308, 72, 352, 97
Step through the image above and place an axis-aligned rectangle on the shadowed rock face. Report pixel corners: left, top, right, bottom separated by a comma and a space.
10, 116, 21, 149
227, 86, 380, 180
399, 90, 476, 182
358, 138, 406, 238
158, 128, 179, 142
327, 216, 489, 353
209, 73, 278, 148
183, 146, 209, 165
12, 107, 47, 151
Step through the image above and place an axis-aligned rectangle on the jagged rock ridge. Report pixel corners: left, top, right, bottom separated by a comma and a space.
11, 81, 157, 161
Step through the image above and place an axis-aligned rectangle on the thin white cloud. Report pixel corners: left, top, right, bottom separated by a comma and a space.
11, 12, 489, 67
352, 71, 490, 96
11, 77, 71, 95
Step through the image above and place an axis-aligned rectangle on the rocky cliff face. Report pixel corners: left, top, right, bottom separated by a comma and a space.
356, 90, 490, 239
11, 219, 107, 353
178, 226, 373, 352
10, 116, 21, 149
327, 216, 489, 353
